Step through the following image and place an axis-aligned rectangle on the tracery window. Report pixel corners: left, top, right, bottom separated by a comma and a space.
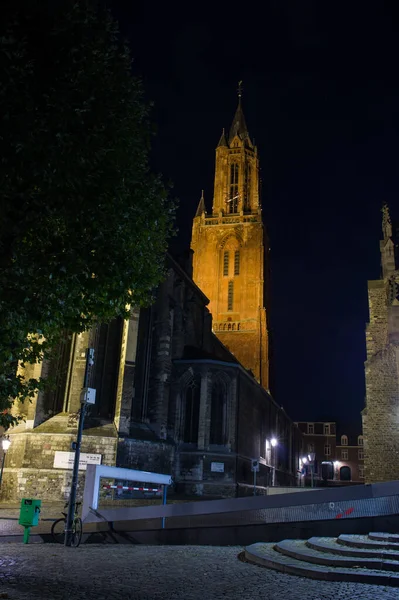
210, 378, 227, 445
229, 163, 239, 213
244, 163, 251, 210
183, 377, 201, 443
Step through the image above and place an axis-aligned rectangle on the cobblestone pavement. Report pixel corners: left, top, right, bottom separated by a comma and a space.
0, 544, 398, 600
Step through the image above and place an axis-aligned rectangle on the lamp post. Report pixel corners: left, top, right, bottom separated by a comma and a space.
271, 438, 277, 486
0, 436, 11, 489
301, 456, 308, 487
65, 348, 95, 547
308, 452, 316, 488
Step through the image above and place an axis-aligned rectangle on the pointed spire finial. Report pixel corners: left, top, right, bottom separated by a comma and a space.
195, 190, 206, 217
382, 202, 392, 240
237, 80, 243, 103
217, 128, 228, 148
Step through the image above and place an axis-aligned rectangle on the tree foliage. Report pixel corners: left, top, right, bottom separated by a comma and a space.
0, 1, 176, 428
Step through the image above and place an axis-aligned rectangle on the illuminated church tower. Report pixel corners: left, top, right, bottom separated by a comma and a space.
191, 89, 269, 389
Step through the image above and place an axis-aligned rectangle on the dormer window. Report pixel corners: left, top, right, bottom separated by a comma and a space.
341, 435, 348, 446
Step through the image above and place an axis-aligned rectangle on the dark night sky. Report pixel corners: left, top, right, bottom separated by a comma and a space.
110, 3, 399, 425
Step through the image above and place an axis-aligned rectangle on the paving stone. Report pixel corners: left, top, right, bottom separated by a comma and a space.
0, 544, 397, 599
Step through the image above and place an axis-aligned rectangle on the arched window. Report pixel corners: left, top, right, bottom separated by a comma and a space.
229, 163, 239, 213
228, 323, 231, 330
244, 163, 251, 210
223, 251, 229, 276
358, 435, 364, 446
183, 377, 201, 443
228, 281, 234, 311
341, 435, 348, 446
210, 378, 226, 444
232, 323, 236, 331
234, 250, 240, 275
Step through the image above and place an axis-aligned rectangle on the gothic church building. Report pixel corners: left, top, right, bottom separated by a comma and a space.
2, 100, 302, 502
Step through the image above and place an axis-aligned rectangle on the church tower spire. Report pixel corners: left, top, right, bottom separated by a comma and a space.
191, 88, 269, 389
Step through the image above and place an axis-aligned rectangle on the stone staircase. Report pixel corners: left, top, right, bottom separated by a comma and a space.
245, 533, 399, 586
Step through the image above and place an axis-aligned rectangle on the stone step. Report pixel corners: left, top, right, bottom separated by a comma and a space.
369, 532, 399, 543
275, 539, 399, 571
245, 542, 399, 586
338, 534, 399, 551
307, 536, 399, 561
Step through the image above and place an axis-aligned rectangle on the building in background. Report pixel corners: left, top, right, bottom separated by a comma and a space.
362, 204, 399, 483
296, 421, 364, 485
336, 426, 364, 483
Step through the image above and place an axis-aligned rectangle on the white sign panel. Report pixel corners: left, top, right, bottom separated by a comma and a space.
53, 451, 102, 471
211, 462, 224, 473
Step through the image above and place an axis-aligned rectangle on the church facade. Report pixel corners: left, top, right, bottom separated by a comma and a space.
1, 101, 303, 502
363, 204, 399, 483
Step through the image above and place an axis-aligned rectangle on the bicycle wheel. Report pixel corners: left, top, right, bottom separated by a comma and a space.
51, 518, 66, 544
71, 517, 83, 548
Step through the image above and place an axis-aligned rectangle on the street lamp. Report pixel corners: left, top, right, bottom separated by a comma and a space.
270, 438, 278, 486
308, 452, 316, 488
0, 436, 11, 488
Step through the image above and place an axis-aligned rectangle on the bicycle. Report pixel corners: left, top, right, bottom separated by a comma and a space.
51, 501, 83, 547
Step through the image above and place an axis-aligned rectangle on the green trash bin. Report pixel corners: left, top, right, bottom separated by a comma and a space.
19, 498, 41, 543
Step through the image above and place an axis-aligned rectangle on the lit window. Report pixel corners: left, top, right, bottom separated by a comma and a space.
341, 449, 348, 460
341, 435, 348, 446
228, 281, 234, 311
324, 444, 331, 456
223, 251, 229, 276
324, 424, 330, 435
307, 423, 314, 434
234, 250, 240, 275
358, 436, 363, 446
359, 466, 364, 479
358, 449, 364, 460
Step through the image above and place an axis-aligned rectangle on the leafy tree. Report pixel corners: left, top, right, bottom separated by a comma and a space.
0, 1, 176, 428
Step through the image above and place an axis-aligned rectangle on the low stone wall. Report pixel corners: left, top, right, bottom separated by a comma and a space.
1, 431, 117, 502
